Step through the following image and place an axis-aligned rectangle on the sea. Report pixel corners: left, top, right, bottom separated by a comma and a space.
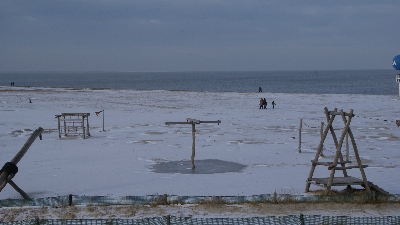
1, 69, 399, 95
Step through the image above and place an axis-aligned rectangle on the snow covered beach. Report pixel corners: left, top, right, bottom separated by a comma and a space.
1, 86, 400, 219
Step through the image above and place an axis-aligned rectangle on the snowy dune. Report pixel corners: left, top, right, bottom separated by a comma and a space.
1, 86, 400, 200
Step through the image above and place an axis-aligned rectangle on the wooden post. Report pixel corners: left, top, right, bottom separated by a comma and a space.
57, 116, 61, 138
102, 109, 105, 131
11, 127, 43, 165
8, 179, 31, 200
305, 108, 336, 192
326, 110, 351, 190
298, 119, 302, 153
82, 115, 86, 139
346, 132, 349, 161
320, 122, 324, 157
63, 115, 66, 134
191, 123, 196, 169
339, 111, 371, 194
86, 115, 90, 136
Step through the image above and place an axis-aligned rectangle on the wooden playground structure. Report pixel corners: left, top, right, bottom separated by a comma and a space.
55, 113, 91, 139
305, 107, 387, 195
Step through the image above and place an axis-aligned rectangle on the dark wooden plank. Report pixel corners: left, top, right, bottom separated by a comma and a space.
328, 111, 354, 117
331, 165, 368, 170
165, 122, 194, 125
308, 176, 366, 186
62, 113, 90, 116
312, 160, 352, 166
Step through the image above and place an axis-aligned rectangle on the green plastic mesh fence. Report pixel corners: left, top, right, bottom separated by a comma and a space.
2, 216, 400, 225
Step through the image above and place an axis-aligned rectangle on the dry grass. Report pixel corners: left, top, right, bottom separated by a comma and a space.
2, 201, 400, 222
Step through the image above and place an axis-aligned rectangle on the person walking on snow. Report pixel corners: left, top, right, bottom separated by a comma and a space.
272, 101, 276, 109
263, 98, 267, 109
259, 98, 263, 109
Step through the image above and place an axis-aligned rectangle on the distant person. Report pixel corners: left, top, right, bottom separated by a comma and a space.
272, 101, 276, 109
263, 98, 267, 109
11, 82, 14, 86
259, 98, 263, 109
259, 86, 262, 92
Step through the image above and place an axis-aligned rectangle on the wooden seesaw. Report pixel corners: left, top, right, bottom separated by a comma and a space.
0, 127, 43, 200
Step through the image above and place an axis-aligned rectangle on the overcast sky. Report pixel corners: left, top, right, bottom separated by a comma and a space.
1, 0, 399, 72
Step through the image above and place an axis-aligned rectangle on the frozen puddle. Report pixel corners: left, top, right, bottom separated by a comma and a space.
149, 159, 246, 174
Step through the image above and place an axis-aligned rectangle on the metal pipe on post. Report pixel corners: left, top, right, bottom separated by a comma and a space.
191, 124, 196, 169
165, 119, 221, 170
298, 119, 302, 153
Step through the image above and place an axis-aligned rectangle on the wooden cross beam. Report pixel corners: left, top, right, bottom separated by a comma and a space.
0, 127, 43, 200
165, 118, 221, 169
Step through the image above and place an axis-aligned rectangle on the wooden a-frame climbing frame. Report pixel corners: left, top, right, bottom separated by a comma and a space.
305, 107, 371, 194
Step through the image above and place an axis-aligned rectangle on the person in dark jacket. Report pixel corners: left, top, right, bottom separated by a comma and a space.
272, 101, 276, 109
263, 98, 267, 109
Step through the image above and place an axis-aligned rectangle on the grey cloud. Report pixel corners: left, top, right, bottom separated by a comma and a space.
1, 0, 399, 71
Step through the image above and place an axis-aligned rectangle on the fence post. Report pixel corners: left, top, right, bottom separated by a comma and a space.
69, 194, 73, 206
300, 214, 305, 225
298, 119, 302, 153
167, 215, 171, 225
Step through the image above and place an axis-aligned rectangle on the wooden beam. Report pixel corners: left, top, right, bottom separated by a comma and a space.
166, 120, 221, 125
165, 122, 194, 125
8, 179, 32, 200
11, 127, 43, 165
0, 127, 43, 198
305, 107, 336, 192
327, 109, 352, 189
311, 160, 352, 166
328, 111, 355, 117
330, 165, 368, 170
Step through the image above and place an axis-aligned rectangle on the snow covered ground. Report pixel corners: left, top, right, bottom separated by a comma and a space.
1, 86, 400, 219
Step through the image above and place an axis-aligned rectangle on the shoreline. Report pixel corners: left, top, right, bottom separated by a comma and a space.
1, 86, 399, 96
